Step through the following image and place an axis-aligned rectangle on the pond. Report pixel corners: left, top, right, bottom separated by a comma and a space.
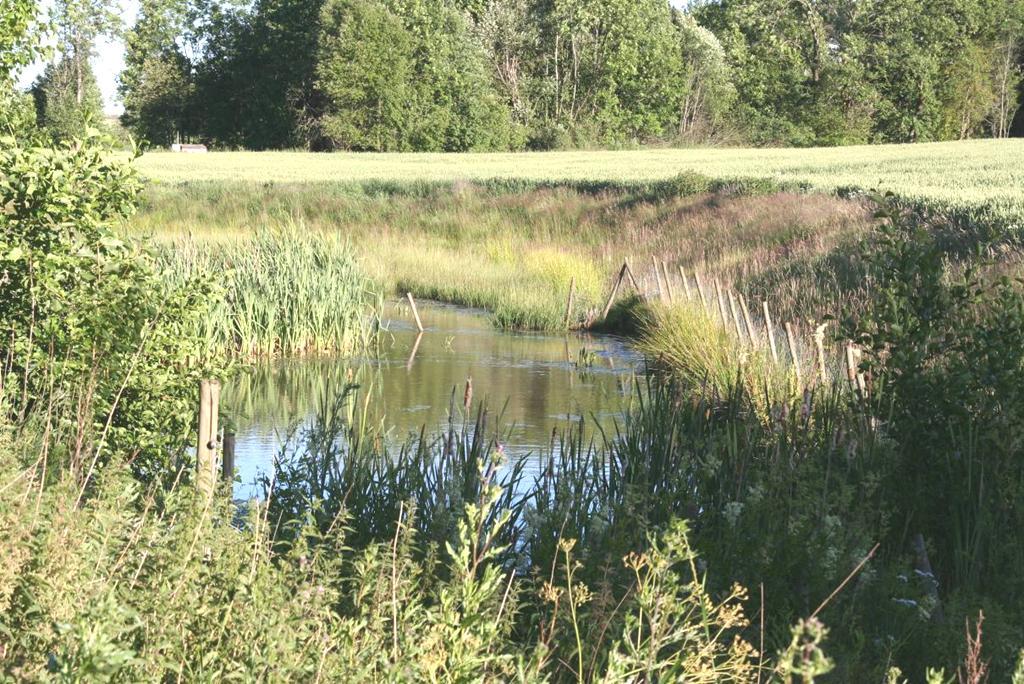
223, 300, 642, 498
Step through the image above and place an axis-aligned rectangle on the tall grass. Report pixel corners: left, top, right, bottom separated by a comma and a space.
133, 181, 874, 331
1, 401, 839, 682
157, 225, 376, 356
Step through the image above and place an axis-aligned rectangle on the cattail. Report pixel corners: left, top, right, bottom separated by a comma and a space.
463, 377, 473, 411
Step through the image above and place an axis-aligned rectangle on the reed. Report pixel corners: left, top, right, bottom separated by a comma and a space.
157, 225, 376, 356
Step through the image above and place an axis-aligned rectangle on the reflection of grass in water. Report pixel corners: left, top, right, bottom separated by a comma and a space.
225, 329, 640, 453
226, 361, 386, 430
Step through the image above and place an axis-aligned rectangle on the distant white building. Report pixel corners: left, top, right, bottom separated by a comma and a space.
170, 143, 209, 153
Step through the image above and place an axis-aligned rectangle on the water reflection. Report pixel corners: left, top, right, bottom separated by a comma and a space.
224, 301, 641, 497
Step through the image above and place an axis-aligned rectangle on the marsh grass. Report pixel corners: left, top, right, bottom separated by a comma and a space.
157, 226, 376, 356
134, 181, 875, 331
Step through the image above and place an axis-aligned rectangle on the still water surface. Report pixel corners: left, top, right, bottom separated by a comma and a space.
223, 301, 641, 498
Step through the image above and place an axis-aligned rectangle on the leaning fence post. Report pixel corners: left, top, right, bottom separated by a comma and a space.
624, 260, 642, 292
784, 322, 802, 391
714, 278, 728, 325
763, 301, 779, 365
739, 294, 757, 344
651, 255, 664, 302
602, 263, 627, 320
678, 266, 692, 301
694, 271, 708, 309
197, 379, 220, 499
661, 260, 675, 302
728, 291, 744, 340
813, 323, 829, 385
406, 292, 424, 333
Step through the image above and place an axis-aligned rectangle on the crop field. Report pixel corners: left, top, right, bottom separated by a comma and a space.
135, 139, 1024, 218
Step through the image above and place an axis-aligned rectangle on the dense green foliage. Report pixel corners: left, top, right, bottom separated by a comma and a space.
317, 0, 515, 151
29, 57, 104, 140
0, 136, 223, 482
0, 0, 43, 137
116, 0, 1024, 149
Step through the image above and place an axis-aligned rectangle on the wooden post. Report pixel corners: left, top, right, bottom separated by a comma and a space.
221, 428, 236, 484
197, 379, 220, 499
602, 264, 627, 320
813, 323, 829, 385
661, 261, 675, 302
564, 277, 576, 329
651, 255, 664, 302
847, 344, 867, 397
845, 344, 860, 397
694, 271, 708, 309
739, 294, 757, 344
763, 301, 779, 365
678, 266, 692, 301
784, 322, 802, 390
624, 260, 642, 292
728, 291, 744, 340
406, 292, 424, 333
714, 278, 728, 325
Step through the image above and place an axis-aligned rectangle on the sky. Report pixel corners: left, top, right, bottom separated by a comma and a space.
18, 0, 689, 117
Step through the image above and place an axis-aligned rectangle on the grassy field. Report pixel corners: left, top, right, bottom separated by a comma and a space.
136, 139, 1024, 217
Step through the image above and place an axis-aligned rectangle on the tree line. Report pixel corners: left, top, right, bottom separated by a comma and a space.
16, 0, 1024, 149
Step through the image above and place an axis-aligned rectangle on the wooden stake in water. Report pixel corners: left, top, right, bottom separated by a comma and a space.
197, 379, 220, 499
406, 332, 423, 371
763, 301, 779, 365
407, 292, 424, 333
662, 260, 676, 302
784, 322, 802, 390
678, 266, 692, 301
564, 276, 576, 329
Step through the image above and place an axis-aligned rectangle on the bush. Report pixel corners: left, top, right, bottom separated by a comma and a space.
0, 133, 224, 482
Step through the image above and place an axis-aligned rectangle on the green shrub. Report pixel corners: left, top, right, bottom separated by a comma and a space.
0, 134, 224, 481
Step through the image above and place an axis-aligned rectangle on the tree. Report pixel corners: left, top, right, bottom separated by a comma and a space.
52, 0, 120, 108
317, 0, 514, 152
471, 0, 536, 126
674, 11, 736, 141
120, 0, 196, 145
239, 0, 326, 148
990, 0, 1024, 137
317, 0, 414, 150
121, 53, 193, 145
1, 0, 43, 82
30, 57, 104, 140
1, 0, 44, 137
532, 0, 684, 144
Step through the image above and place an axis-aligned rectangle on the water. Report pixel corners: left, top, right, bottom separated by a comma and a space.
224, 301, 642, 498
